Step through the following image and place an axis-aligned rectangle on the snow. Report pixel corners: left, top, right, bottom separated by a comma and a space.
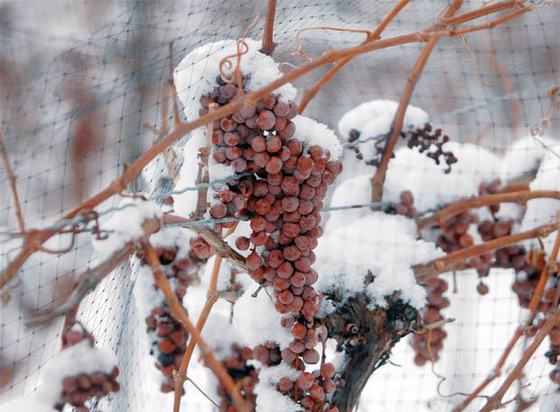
171, 128, 208, 217
254, 364, 300, 412
92, 198, 162, 259
316, 212, 441, 310
337, 100, 428, 151
174, 39, 297, 122
499, 134, 556, 183
0, 340, 117, 412
519, 143, 560, 254
231, 288, 293, 350
293, 115, 343, 159
328, 140, 503, 220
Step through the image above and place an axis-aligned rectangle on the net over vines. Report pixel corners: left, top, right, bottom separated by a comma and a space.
0, 1, 559, 411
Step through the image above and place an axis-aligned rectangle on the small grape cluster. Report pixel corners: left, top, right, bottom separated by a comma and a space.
141, 243, 203, 393
402, 123, 457, 173
217, 344, 257, 412
276, 362, 342, 412
411, 277, 449, 366
345, 124, 457, 173
436, 211, 478, 253
191, 76, 343, 410
387, 190, 416, 218
54, 328, 120, 412
346, 128, 388, 166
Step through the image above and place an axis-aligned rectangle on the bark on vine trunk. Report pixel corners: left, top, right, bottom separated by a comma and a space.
323, 293, 419, 411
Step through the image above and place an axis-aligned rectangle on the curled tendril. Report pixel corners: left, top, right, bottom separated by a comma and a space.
219, 39, 249, 88
529, 85, 560, 137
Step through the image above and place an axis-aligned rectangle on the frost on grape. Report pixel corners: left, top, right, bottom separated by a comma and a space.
11, 340, 117, 411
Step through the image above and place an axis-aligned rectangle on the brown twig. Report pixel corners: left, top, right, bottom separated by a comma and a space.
173, 224, 237, 412
452, 226, 560, 411
260, 0, 277, 55
0, 131, 25, 233
0, 6, 531, 289
480, 311, 560, 412
370, 0, 465, 203
418, 190, 560, 230
414, 222, 557, 282
297, 0, 410, 113
142, 241, 250, 412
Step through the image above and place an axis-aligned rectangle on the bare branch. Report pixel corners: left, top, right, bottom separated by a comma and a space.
414, 222, 557, 281
0, 4, 532, 289
418, 190, 560, 230
142, 241, 250, 412
260, 0, 277, 55
0, 132, 25, 233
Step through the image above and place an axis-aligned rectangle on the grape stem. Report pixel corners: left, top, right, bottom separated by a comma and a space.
0, 1, 532, 289
414, 221, 557, 282
0, 131, 25, 233
142, 241, 251, 412
452, 226, 560, 411
417, 190, 560, 230
260, 0, 277, 55
297, 0, 411, 114
370, 0, 531, 203
173, 224, 238, 412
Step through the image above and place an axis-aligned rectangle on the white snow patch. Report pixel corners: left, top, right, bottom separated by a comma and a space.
232, 288, 292, 349
174, 39, 296, 121
338, 99, 428, 142
499, 135, 556, 183
254, 364, 300, 412
92, 198, 161, 259
293, 115, 343, 159
519, 143, 560, 254
33, 341, 116, 409
317, 213, 441, 309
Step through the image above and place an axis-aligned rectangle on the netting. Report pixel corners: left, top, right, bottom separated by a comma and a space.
0, 0, 559, 411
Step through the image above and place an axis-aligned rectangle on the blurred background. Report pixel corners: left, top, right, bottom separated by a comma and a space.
0, 0, 559, 411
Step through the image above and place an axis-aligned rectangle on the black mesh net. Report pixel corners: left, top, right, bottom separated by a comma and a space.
0, 0, 559, 411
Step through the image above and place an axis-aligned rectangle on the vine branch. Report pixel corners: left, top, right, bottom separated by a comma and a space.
418, 190, 560, 230
0, 131, 25, 233
414, 221, 557, 282
142, 241, 250, 412
0, 2, 531, 289
260, 0, 277, 55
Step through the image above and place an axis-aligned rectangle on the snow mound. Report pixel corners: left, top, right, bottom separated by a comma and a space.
174, 39, 296, 121
317, 213, 442, 310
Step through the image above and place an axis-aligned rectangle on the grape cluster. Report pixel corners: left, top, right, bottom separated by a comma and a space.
54, 328, 120, 412
411, 277, 449, 365
276, 361, 342, 412
192, 76, 343, 410
217, 344, 257, 412
436, 211, 478, 253
388, 190, 416, 218
141, 242, 203, 393
402, 123, 457, 173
